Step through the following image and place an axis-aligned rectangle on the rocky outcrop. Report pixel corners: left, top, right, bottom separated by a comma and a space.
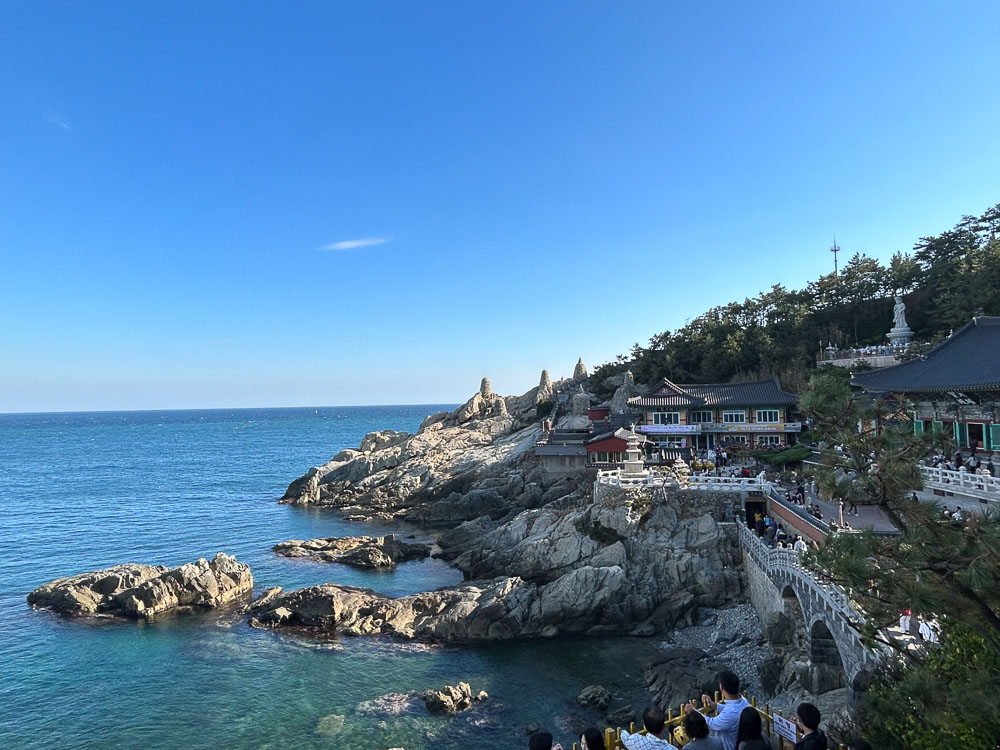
279, 377, 586, 524
758, 610, 809, 695
644, 647, 731, 710
273, 535, 431, 569
576, 685, 611, 710
248, 570, 629, 640
608, 371, 641, 415
273, 375, 747, 647
449, 487, 743, 623
253, 486, 743, 640
27, 553, 253, 619
422, 682, 486, 714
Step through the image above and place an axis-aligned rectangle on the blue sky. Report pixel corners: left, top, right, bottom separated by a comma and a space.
2, 2, 999, 412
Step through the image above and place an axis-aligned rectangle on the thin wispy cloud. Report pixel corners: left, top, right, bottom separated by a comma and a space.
45, 114, 72, 130
319, 237, 389, 251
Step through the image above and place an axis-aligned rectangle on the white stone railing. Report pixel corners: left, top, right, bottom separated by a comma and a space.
594, 470, 672, 488
737, 522, 863, 627
689, 476, 764, 491
920, 465, 1000, 503
595, 470, 766, 491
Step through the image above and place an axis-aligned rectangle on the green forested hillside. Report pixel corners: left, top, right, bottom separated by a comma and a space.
593, 204, 1000, 395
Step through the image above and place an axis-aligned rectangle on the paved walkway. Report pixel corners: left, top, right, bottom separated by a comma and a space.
777, 480, 898, 534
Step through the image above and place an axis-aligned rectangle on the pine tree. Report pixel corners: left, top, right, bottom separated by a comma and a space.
799, 369, 1000, 749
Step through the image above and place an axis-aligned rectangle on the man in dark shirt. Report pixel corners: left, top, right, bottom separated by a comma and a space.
794, 703, 827, 749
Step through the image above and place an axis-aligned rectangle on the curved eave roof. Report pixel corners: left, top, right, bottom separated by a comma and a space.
628, 378, 797, 408
852, 316, 1000, 394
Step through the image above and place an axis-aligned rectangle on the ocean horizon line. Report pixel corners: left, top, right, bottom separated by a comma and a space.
0, 403, 462, 418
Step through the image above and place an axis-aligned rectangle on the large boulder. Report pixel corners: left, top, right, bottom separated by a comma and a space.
422, 682, 474, 714
577, 685, 612, 710
28, 553, 253, 619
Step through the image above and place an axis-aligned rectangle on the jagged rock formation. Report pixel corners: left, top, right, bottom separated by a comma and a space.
279, 378, 585, 524
422, 682, 486, 714
272, 535, 431, 569
608, 370, 641, 415
537, 370, 554, 405
758, 611, 810, 695
254, 486, 742, 640
573, 358, 588, 379
274, 376, 748, 646
27, 553, 253, 619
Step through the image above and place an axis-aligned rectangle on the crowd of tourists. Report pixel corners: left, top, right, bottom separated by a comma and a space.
526, 671, 867, 750
751, 514, 810, 551
823, 343, 906, 359
927, 451, 995, 476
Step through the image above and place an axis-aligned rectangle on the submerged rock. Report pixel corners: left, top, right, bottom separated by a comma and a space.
27, 553, 253, 619
606, 704, 636, 727
314, 713, 345, 736
273, 535, 431, 570
577, 684, 612, 710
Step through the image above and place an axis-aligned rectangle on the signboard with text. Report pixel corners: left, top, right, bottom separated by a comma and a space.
773, 714, 798, 743
637, 424, 701, 434
703, 422, 802, 433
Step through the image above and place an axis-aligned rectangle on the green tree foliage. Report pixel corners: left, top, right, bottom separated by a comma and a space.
752, 443, 812, 466
865, 620, 1000, 750
799, 369, 1000, 749
592, 203, 1000, 393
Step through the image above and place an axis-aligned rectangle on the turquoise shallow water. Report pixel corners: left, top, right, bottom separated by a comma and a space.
0, 407, 661, 749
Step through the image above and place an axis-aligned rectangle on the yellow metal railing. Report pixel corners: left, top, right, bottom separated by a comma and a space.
570, 693, 846, 750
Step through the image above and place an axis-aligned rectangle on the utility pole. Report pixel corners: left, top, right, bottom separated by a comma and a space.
830, 237, 840, 276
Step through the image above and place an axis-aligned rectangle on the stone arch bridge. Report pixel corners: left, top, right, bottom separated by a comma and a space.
736, 522, 881, 694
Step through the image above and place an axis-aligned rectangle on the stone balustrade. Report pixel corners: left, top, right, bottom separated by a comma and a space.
595, 469, 765, 491
920, 464, 1000, 503
737, 522, 862, 627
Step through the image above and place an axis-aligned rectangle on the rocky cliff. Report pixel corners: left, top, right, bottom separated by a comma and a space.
279, 373, 597, 524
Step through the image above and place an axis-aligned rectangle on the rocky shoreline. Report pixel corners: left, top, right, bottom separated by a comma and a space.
26, 372, 845, 741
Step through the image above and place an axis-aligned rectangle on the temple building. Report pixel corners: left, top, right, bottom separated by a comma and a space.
584, 426, 649, 467
852, 315, 1000, 453
626, 378, 800, 451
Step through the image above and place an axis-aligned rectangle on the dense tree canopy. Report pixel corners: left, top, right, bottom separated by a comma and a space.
593, 203, 1000, 395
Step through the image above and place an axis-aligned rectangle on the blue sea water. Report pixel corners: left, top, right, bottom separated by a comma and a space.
0, 407, 661, 749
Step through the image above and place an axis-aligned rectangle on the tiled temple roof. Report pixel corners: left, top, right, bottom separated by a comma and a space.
852, 316, 1000, 394
627, 378, 797, 408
